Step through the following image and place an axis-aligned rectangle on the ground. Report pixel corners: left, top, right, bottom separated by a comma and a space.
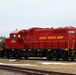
0, 58, 76, 74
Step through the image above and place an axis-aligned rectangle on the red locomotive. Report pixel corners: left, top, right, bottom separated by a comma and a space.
0, 26, 76, 60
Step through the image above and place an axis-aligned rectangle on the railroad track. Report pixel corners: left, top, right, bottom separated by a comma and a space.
0, 64, 75, 75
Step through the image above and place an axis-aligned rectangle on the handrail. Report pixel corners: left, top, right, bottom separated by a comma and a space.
72, 40, 76, 49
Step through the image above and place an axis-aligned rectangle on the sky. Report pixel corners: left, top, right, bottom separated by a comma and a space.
0, 0, 76, 37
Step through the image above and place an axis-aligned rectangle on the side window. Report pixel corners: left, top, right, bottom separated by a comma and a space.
69, 30, 75, 34
18, 34, 21, 38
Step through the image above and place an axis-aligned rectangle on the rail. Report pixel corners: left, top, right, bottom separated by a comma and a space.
0, 64, 75, 75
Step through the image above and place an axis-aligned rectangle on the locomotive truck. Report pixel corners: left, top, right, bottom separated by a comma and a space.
0, 26, 76, 60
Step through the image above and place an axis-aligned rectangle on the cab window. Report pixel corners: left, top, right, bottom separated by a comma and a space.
18, 34, 21, 38
12, 34, 16, 38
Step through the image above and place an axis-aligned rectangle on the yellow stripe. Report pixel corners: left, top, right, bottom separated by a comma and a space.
22, 39, 69, 43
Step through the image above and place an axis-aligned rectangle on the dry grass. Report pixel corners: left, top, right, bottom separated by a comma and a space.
0, 70, 25, 75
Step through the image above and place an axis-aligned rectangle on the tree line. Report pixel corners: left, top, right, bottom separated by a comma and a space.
0, 36, 5, 42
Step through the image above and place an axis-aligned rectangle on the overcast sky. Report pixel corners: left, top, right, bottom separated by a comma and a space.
0, 0, 76, 36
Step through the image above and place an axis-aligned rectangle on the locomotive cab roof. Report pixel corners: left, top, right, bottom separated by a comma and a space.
10, 29, 26, 34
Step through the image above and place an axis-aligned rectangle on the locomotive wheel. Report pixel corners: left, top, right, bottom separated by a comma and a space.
13, 50, 21, 59
63, 52, 68, 61
0, 51, 1, 57
6, 55, 9, 58
0, 51, 4, 57
6, 54, 12, 59
46, 56, 52, 60
56, 56, 59, 61
63, 57, 68, 61
55, 52, 59, 61
25, 57, 28, 59
15, 54, 21, 59
6, 54, 10, 59
46, 52, 52, 60
71, 58, 74, 61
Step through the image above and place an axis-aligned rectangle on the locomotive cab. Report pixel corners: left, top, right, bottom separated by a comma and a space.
10, 30, 26, 49
4, 29, 25, 49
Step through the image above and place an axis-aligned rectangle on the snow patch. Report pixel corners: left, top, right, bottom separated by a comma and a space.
6, 64, 37, 66
9, 59, 17, 62
39, 62, 76, 65
0, 63, 4, 65
0, 63, 37, 66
